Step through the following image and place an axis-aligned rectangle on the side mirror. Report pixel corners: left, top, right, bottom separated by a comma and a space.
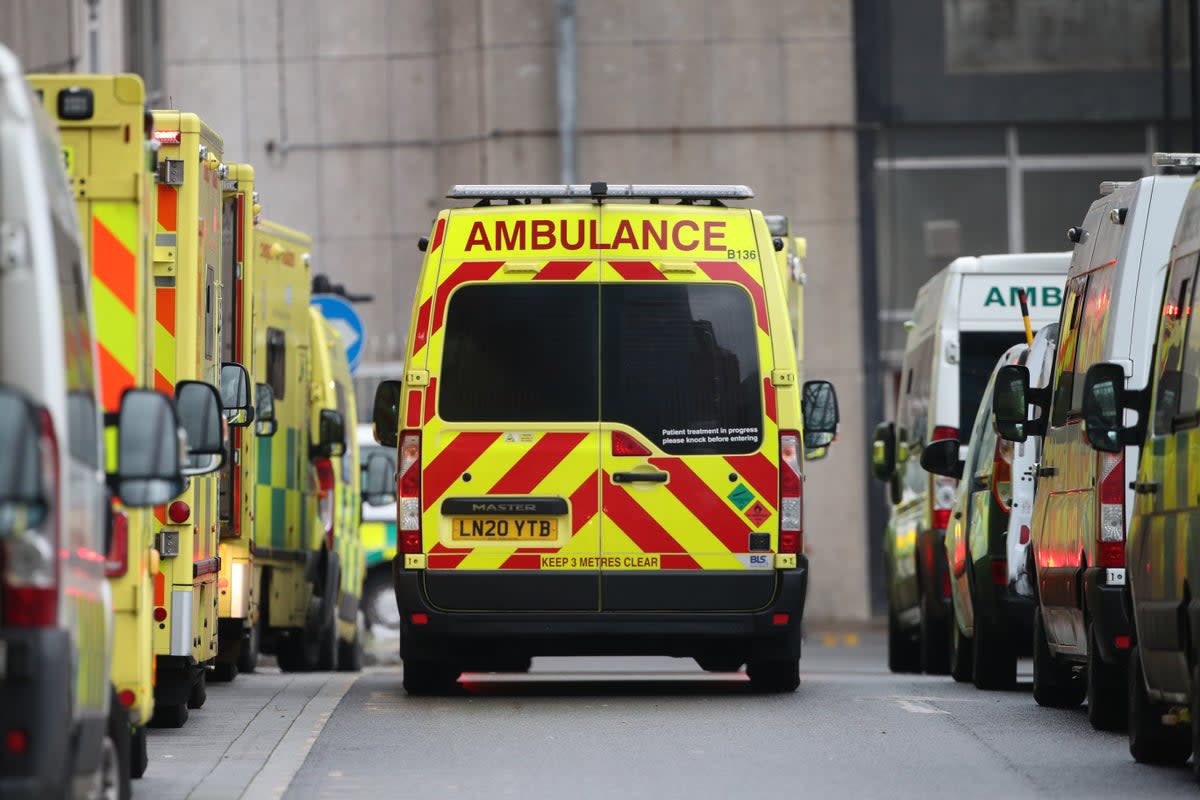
801, 379, 839, 451
1082, 363, 1128, 453
254, 382, 278, 438
373, 380, 403, 448
870, 421, 897, 481
919, 438, 963, 480
993, 365, 1031, 443
175, 380, 225, 476
0, 388, 48, 536
313, 409, 346, 458
362, 452, 397, 506
114, 389, 185, 507
220, 362, 254, 427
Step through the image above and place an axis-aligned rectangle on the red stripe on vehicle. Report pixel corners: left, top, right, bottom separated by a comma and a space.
97, 345, 135, 415
428, 552, 469, 570
411, 298, 432, 355
422, 431, 502, 511
533, 260, 591, 281
431, 261, 504, 334
569, 469, 600, 533
405, 390, 421, 429
609, 260, 666, 281
423, 377, 437, 424
153, 571, 165, 605
156, 287, 176, 336
603, 472, 691, 555
429, 218, 446, 253
488, 432, 588, 495
763, 377, 777, 424
499, 553, 542, 570
649, 457, 750, 552
697, 261, 768, 332
154, 371, 172, 396
157, 186, 177, 232
724, 452, 778, 510
661, 553, 702, 570
93, 218, 136, 312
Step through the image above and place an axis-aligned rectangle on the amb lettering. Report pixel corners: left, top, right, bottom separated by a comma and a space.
463, 218, 727, 253
983, 286, 1062, 307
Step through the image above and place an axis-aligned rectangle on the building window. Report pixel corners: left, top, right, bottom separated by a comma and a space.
126, 0, 163, 104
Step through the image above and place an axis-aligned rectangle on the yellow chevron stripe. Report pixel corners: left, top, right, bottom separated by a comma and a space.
154, 321, 175, 383
93, 200, 138, 254
92, 279, 138, 377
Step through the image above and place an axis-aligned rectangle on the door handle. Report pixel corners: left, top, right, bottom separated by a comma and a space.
612, 471, 669, 484
1037, 466, 1057, 478
1131, 481, 1159, 495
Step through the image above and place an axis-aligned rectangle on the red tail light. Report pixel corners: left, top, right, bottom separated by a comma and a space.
991, 559, 1008, 585
778, 431, 802, 554
932, 426, 958, 443
105, 510, 130, 579
992, 440, 1013, 513
930, 427, 958, 531
612, 430, 651, 457
942, 569, 952, 598
315, 458, 336, 550
398, 431, 422, 554
1097, 451, 1125, 568
2, 408, 59, 627
167, 501, 190, 524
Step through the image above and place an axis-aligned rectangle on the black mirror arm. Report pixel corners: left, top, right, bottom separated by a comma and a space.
1026, 386, 1051, 411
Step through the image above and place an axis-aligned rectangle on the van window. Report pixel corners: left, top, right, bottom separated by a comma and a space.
440, 284, 600, 422
1154, 253, 1200, 434
1051, 277, 1087, 427
601, 283, 762, 455
1071, 266, 1117, 412
266, 328, 286, 401
959, 332, 1023, 443
56, 224, 100, 470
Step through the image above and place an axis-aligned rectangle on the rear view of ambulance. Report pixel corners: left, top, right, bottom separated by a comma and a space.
872, 251, 1069, 675
368, 183, 839, 694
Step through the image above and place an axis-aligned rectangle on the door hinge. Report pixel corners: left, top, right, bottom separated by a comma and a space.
406, 369, 430, 387
771, 368, 796, 388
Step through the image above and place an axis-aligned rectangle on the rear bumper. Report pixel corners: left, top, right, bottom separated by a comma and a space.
394, 561, 808, 664
1083, 567, 1132, 664
0, 628, 73, 800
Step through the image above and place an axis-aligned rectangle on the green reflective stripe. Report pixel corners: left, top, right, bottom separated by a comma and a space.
258, 432, 273, 486
272, 488, 287, 549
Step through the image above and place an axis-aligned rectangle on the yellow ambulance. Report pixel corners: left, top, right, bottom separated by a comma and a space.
367, 183, 840, 694
148, 110, 253, 726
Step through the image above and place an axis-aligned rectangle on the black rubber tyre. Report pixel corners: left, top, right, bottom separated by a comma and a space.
104, 691, 133, 800
148, 702, 188, 729
362, 568, 400, 632
402, 660, 461, 695
337, 624, 364, 672
1128, 645, 1190, 764
888, 613, 921, 674
187, 669, 207, 710
210, 660, 238, 683
1086, 622, 1127, 731
950, 621, 974, 683
276, 631, 317, 673
130, 724, 148, 779
1032, 606, 1085, 708
746, 659, 801, 693
973, 618, 1017, 691
237, 622, 259, 675
919, 590, 950, 675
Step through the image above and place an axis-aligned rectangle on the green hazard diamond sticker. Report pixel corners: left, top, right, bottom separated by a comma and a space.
727, 483, 754, 510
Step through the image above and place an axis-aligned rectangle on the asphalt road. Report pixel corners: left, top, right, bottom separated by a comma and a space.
139, 627, 1197, 799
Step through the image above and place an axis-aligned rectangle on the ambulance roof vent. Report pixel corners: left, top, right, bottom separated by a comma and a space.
447, 183, 755, 205
1152, 152, 1200, 174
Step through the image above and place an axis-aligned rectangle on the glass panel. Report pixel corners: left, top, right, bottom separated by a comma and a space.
959, 332, 1025, 443
600, 283, 762, 455
1156, 254, 1199, 433
885, 126, 1007, 158
266, 328, 286, 401
440, 284, 599, 422
1018, 124, 1147, 156
1072, 266, 1119, 411
1050, 277, 1086, 427
1022, 169, 1144, 254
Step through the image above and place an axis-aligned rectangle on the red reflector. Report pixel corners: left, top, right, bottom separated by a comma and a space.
167, 501, 190, 524
118, 690, 136, 708
932, 508, 951, 530
772, 613, 790, 626
105, 510, 129, 579
6, 729, 27, 754
399, 531, 422, 554
612, 430, 651, 457
1114, 635, 1131, 650
3, 587, 56, 627
411, 613, 429, 626
778, 531, 800, 554
153, 129, 181, 145
991, 559, 1008, 586
1019, 524, 1030, 545
932, 426, 958, 442
942, 570, 952, 598
1099, 541, 1125, 568
153, 607, 167, 622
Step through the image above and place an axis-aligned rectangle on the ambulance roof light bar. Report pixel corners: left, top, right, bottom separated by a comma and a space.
1152, 152, 1200, 174
447, 183, 755, 201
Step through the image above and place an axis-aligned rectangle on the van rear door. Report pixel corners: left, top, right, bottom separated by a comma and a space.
597, 205, 779, 611
418, 206, 603, 611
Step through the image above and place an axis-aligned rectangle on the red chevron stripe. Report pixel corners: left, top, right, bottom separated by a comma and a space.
411, 297, 432, 355
533, 260, 591, 281
429, 217, 446, 252
424, 377, 437, 424
157, 186, 177, 232
724, 451, 778, 511
428, 552, 469, 570
499, 553, 542, 570
697, 260, 768, 332
488, 432, 588, 495
154, 371, 173, 396
92, 217, 136, 313
156, 286, 176, 336
609, 260, 666, 281
661, 553, 701, 570
405, 390, 421, 428
422, 431, 502, 511
97, 344, 135, 415
602, 471, 691, 556
649, 457, 750, 552
763, 377, 777, 424
431, 262, 504, 334
569, 469, 600, 534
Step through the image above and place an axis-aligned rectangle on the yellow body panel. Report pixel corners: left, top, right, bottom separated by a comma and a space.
29, 73, 161, 727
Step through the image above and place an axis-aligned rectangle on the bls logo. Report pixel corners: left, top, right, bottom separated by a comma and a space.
750, 555, 769, 565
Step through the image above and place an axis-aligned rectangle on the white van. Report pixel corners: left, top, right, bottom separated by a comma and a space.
994, 162, 1195, 731
872, 251, 1070, 674
0, 47, 210, 800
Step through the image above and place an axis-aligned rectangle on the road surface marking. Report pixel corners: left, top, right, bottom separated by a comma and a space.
891, 696, 950, 714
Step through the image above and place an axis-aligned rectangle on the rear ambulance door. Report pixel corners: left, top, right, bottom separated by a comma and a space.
218, 191, 243, 534
417, 206, 603, 611
597, 205, 779, 611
